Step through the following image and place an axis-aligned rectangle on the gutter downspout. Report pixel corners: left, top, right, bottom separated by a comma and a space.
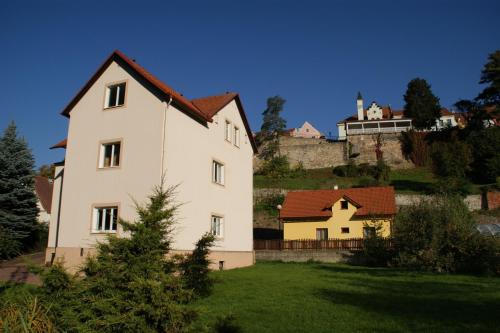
161, 95, 173, 181
51, 168, 64, 264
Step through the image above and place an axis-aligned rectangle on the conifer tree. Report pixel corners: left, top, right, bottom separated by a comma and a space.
403, 78, 442, 130
257, 96, 287, 160
0, 122, 38, 256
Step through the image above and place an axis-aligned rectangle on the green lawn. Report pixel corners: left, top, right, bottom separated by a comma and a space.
255, 167, 484, 194
193, 262, 500, 333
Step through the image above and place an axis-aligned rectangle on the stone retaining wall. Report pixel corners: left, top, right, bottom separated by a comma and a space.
255, 249, 358, 263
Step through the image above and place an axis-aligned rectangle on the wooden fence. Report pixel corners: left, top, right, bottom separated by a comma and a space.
253, 238, 392, 251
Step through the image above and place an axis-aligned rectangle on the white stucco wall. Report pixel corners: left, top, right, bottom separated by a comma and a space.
48, 60, 253, 256
164, 100, 254, 251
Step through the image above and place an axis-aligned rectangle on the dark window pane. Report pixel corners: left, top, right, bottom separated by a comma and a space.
112, 208, 117, 230
113, 144, 120, 167
341, 200, 348, 209
108, 85, 117, 107
97, 209, 103, 230
104, 145, 112, 167
104, 209, 111, 230
117, 83, 126, 105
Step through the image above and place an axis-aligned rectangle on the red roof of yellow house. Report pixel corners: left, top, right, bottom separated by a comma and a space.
281, 186, 396, 219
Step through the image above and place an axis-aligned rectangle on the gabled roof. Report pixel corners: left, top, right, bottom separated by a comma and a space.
50, 138, 67, 149
34, 176, 53, 214
280, 186, 396, 219
59, 50, 257, 152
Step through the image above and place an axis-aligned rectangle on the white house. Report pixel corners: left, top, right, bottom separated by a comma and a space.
46, 50, 256, 271
337, 92, 457, 140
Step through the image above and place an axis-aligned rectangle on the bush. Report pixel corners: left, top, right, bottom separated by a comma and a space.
0, 227, 21, 259
290, 161, 306, 178
362, 221, 393, 266
0, 295, 57, 333
22, 184, 217, 332
373, 159, 391, 182
355, 177, 380, 188
399, 130, 430, 166
431, 140, 472, 179
432, 177, 472, 196
258, 155, 291, 178
254, 193, 285, 217
179, 233, 216, 297
332, 165, 348, 177
393, 195, 500, 274
467, 126, 500, 183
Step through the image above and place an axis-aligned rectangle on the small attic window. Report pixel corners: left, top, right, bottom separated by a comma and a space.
105, 82, 126, 108
340, 200, 348, 210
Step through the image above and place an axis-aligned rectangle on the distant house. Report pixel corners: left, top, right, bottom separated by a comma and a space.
280, 186, 396, 240
337, 92, 457, 140
285, 121, 322, 138
34, 176, 53, 224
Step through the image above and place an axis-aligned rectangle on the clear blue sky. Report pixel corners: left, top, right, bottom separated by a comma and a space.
1, 0, 498, 167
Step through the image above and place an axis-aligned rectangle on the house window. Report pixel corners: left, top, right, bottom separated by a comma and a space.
340, 200, 348, 210
105, 82, 126, 108
316, 228, 328, 240
212, 160, 225, 185
92, 206, 118, 233
211, 215, 223, 237
439, 119, 444, 127
363, 227, 376, 238
233, 126, 240, 147
99, 142, 121, 168
225, 120, 231, 142
446, 119, 452, 126
341, 227, 350, 234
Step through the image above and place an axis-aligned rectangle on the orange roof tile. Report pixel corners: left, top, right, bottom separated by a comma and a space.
281, 186, 396, 219
50, 138, 67, 149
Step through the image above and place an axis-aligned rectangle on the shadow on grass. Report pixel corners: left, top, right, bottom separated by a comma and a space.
389, 180, 434, 194
313, 265, 500, 332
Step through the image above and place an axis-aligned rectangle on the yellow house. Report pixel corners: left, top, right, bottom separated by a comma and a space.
280, 187, 396, 240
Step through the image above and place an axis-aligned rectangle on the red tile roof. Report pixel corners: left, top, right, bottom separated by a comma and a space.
60, 50, 257, 152
34, 176, 53, 214
280, 186, 396, 219
50, 138, 67, 149
191, 93, 238, 119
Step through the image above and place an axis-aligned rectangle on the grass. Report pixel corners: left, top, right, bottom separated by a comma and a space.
193, 262, 500, 333
255, 167, 484, 194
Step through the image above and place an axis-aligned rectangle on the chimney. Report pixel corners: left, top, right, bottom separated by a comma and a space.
357, 92, 364, 120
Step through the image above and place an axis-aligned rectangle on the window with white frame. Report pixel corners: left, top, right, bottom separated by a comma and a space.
212, 160, 225, 185
99, 142, 121, 168
225, 120, 231, 142
211, 215, 223, 237
105, 82, 126, 108
92, 206, 118, 233
233, 126, 240, 147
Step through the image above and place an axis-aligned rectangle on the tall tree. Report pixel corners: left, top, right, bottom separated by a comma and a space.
476, 50, 500, 107
0, 122, 38, 247
403, 78, 442, 130
257, 96, 287, 160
